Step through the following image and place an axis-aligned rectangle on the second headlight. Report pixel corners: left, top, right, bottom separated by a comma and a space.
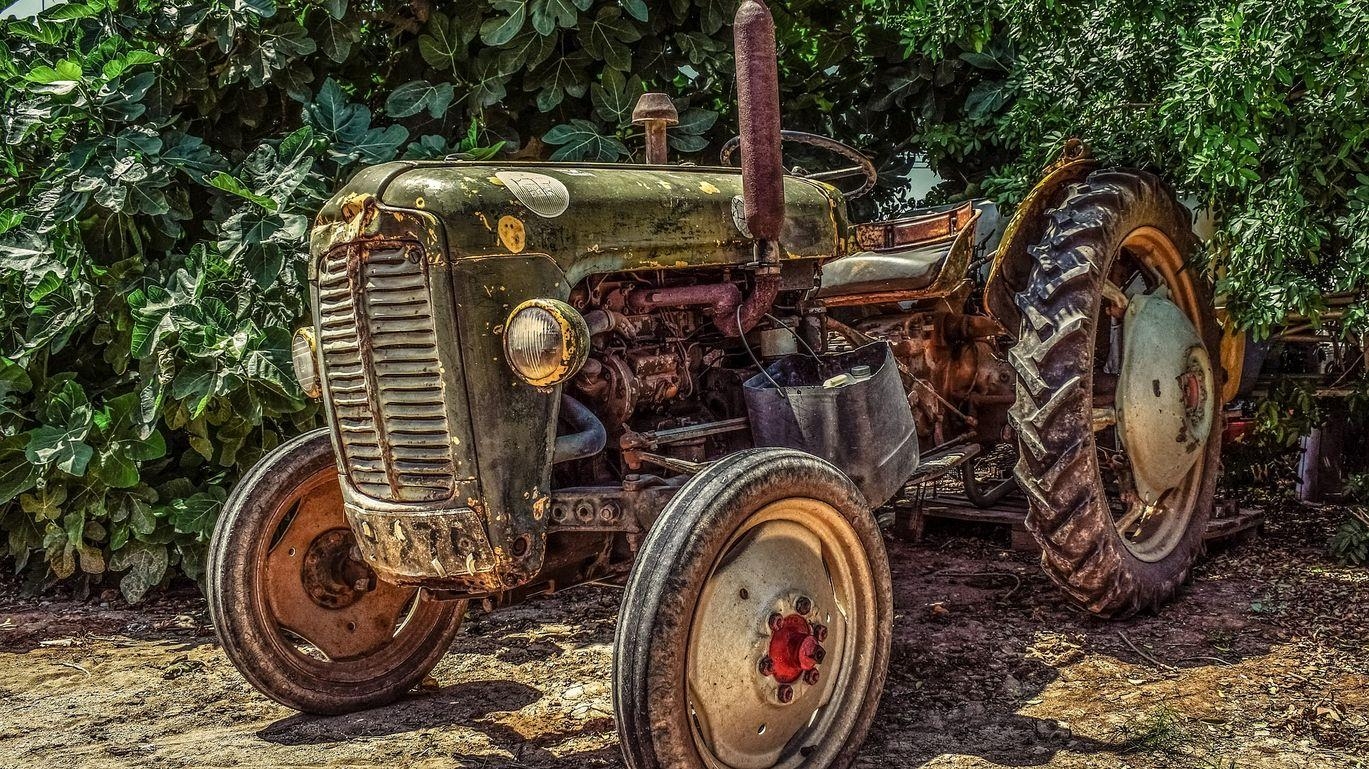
503, 299, 590, 387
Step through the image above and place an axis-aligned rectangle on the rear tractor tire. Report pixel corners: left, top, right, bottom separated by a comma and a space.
207, 429, 465, 714
1009, 170, 1223, 618
613, 448, 892, 769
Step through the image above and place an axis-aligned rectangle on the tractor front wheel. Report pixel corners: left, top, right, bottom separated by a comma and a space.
207, 429, 465, 714
1009, 170, 1223, 617
613, 448, 892, 769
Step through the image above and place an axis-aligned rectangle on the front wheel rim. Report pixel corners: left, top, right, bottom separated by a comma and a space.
251, 467, 443, 679
684, 498, 878, 769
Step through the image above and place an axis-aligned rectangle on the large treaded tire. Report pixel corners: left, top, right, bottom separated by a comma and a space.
1008, 170, 1223, 618
613, 448, 892, 769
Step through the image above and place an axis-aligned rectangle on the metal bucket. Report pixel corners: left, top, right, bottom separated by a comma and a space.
743, 342, 919, 507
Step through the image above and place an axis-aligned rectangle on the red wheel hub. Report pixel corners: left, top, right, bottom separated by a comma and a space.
765, 613, 824, 684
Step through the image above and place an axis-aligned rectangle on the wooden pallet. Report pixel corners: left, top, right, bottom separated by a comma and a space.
892, 491, 1263, 553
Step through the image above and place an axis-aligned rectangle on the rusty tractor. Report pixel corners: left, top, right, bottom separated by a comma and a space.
205, 1, 1248, 766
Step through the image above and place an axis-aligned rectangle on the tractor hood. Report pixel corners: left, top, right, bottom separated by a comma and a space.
313, 161, 851, 282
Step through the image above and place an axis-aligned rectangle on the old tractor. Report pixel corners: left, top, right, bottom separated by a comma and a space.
206, 1, 1230, 766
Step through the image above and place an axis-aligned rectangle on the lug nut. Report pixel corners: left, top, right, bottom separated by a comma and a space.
812, 623, 828, 642
353, 578, 370, 592
768, 612, 783, 631
812, 645, 825, 664
803, 669, 820, 685
777, 684, 794, 704
794, 596, 812, 616
758, 656, 774, 676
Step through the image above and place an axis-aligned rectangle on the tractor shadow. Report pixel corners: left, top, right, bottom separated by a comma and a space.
258, 678, 621, 765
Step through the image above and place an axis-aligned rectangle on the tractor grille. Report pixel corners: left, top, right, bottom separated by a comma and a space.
317, 244, 456, 503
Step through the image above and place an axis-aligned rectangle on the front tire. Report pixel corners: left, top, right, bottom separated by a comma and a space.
207, 429, 465, 714
1009, 170, 1223, 618
613, 449, 892, 769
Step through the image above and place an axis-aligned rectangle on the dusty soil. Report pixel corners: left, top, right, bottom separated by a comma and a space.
2, 498, 1367, 769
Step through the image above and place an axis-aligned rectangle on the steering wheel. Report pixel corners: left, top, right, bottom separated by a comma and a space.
719, 130, 878, 199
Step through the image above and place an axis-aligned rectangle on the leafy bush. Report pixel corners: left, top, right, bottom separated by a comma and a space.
897, 0, 1369, 338
0, 0, 923, 598
1330, 475, 1369, 565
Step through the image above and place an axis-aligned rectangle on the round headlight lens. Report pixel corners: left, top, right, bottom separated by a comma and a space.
291, 327, 321, 399
503, 299, 590, 386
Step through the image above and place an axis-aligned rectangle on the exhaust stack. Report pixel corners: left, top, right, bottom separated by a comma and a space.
734, 0, 785, 243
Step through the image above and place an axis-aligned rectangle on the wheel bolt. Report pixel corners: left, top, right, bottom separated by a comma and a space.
353, 578, 370, 592
803, 669, 820, 686
758, 656, 774, 676
812, 645, 825, 664
777, 684, 794, 704
812, 623, 828, 642
768, 612, 783, 631
794, 596, 812, 616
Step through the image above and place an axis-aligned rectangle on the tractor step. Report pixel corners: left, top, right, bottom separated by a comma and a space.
906, 442, 981, 485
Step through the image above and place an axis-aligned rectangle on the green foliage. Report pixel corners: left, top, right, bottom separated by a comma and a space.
1330, 483, 1369, 566
0, 0, 924, 598
898, 0, 1369, 338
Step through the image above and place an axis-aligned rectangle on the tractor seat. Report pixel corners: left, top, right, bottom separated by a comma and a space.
817, 201, 977, 298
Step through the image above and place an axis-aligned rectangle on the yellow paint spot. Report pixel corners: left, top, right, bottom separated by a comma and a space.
488, 176, 505, 186
699, 182, 720, 194
474, 211, 493, 231
498, 216, 526, 253
414, 196, 426, 208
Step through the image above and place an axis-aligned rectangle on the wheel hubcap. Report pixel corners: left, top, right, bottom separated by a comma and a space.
1093, 226, 1217, 561
1115, 292, 1215, 506
685, 498, 872, 769
299, 529, 375, 610
761, 612, 826, 687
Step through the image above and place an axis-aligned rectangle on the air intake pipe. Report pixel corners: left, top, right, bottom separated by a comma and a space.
735, 0, 786, 242
619, 2, 788, 338
729, 0, 785, 335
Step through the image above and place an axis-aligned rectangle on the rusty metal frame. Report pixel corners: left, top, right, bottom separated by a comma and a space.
852, 201, 975, 252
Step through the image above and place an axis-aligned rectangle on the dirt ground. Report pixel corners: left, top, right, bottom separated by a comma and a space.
2, 498, 1367, 769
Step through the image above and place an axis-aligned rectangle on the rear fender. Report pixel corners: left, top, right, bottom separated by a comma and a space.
984, 148, 1098, 333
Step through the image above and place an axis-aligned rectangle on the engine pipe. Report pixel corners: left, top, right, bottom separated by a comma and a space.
552, 394, 607, 464
624, 263, 781, 338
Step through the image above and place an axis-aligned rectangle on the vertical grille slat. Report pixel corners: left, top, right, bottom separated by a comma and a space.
318, 244, 456, 503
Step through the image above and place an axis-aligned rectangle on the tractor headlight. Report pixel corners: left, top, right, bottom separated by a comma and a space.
291, 327, 322, 399
503, 299, 590, 387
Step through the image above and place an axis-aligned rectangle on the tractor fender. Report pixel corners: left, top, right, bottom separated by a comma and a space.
983, 144, 1097, 334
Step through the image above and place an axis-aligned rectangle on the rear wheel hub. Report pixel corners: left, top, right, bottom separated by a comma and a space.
1115, 292, 1216, 505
